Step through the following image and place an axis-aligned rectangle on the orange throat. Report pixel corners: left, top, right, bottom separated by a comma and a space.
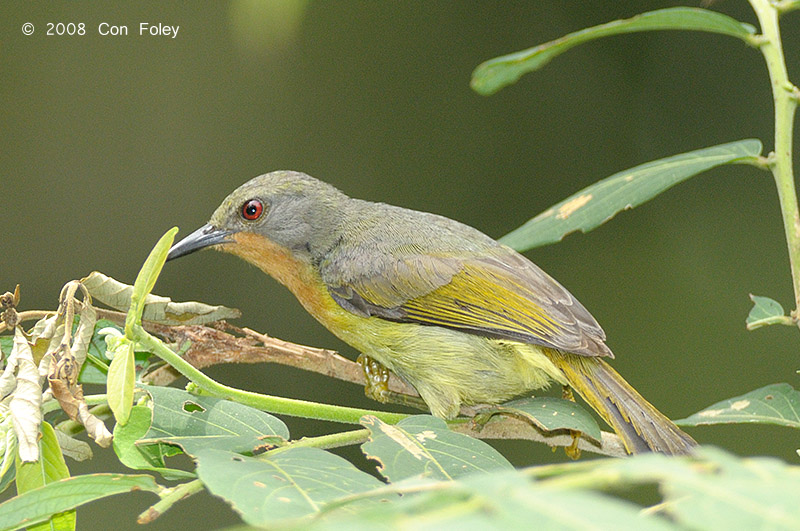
224, 231, 336, 321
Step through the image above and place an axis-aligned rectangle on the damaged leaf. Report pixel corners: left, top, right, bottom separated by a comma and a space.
360, 415, 513, 482
9, 327, 43, 463
500, 140, 762, 251
676, 383, 800, 428
54, 430, 93, 462
82, 271, 240, 326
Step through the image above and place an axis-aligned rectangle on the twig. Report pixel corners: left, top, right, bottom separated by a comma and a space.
130, 317, 420, 398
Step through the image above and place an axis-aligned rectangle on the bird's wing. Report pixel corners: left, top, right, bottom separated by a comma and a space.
323, 248, 612, 358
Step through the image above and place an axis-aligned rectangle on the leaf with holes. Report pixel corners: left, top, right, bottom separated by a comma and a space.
360, 415, 513, 483
675, 383, 800, 428
196, 447, 390, 524
500, 140, 762, 251
475, 397, 602, 443
137, 385, 289, 456
113, 405, 194, 480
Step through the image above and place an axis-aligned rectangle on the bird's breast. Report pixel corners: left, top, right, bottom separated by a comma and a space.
226, 232, 353, 328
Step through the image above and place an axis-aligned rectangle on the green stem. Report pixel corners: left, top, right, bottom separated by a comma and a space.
138, 479, 205, 524
271, 428, 371, 455
750, 0, 800, 316
774, 1, 800, 15
133, 324, 407, 425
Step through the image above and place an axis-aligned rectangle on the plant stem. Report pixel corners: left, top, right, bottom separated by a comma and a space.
138, 478, 205, 524
272, 428, 371, 454
750, 0, 800, 316
133, 324, 408, 425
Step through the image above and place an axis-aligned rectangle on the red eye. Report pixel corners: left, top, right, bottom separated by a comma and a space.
242, 199, 263, 220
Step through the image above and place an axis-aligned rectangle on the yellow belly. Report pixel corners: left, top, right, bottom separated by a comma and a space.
227, 232, 567, 418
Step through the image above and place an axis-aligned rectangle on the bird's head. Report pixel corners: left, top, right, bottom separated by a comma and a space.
167, 171, 348, 264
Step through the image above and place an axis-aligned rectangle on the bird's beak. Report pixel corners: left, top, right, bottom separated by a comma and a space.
167, 224, 235, 261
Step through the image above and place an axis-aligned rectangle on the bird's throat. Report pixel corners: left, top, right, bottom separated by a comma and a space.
226, 231, 342, 322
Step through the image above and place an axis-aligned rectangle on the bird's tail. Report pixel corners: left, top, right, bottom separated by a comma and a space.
548, 351, 696, 455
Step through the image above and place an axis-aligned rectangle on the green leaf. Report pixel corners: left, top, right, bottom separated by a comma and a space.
545, 447, 800, 531
471, 7, 755, 95
360, 415, 513, 483
138, 385, 289, 456
79, 320, 154, 385
659, 448, 800, 530
0, 420, 17, 495
311, 470, 675, 530
82, 271, 241, 326
195, 447, 389, 524
0, 474, 159, 531
475, 397, 602, 443
0, 337, 11, 358
125, 228, 179, 334
113, 405, 194, 481
746, 294, 791, 330
501, 140, 762, 251
106, 337, 135, 425
0, 461, 14, 496
77, 319, 119, 384
675, 383, 800, 428
14, 421, 75, 531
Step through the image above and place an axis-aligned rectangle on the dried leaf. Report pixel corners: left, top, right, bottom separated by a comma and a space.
71, 302, 97, 368
0, 350, 17, 397
29, 315, 58, 345
27, 316, 60, 366
77, 401, 112, 447
48, 379, 80, 420
54, 430, 93, 462
0, 418, 17, 485
82, 271, 241, 325
10, 327, 43, 462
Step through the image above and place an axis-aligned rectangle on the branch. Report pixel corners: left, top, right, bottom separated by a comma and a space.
92, 308, 418, 397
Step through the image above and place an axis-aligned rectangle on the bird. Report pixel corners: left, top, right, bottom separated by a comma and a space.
166, 170, 696, 455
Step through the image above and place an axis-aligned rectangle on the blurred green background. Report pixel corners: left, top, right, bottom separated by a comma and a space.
3, 1, 799, 528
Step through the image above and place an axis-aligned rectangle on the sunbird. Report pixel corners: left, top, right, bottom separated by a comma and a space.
167, 171, 696, 455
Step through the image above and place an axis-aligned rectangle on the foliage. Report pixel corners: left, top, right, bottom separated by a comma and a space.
2, 1, 800, 529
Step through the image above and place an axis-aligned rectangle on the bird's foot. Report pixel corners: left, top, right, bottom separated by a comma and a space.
562, 385, 576, 402
565, 430, 582, 460
357, 354, 429, 412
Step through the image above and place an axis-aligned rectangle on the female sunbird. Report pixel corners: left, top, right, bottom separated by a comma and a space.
167, 171, 696, 455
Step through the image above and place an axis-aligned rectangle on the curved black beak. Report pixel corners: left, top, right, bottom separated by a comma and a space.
167, 224, 235, 261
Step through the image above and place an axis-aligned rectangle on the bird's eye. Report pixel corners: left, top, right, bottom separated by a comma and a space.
241, 199, 264, 221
